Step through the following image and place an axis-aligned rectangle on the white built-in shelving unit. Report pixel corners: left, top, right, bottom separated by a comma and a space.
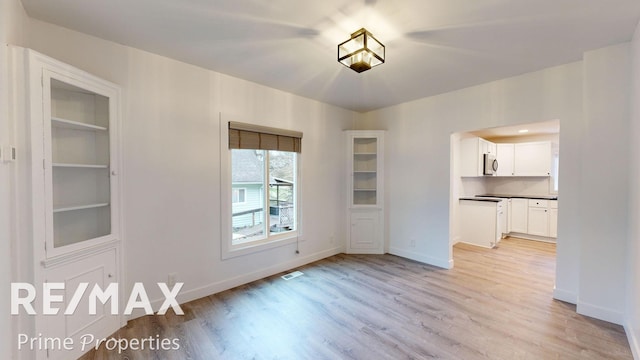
346, 131, 385, 254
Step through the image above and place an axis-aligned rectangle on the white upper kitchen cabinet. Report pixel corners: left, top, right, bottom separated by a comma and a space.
460, 137, 496, 177
496, 143, 515, 176
513, 141, 552, 176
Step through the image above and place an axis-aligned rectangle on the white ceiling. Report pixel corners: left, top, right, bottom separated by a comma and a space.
21, 0, 640, 112
471, 119, 560, 139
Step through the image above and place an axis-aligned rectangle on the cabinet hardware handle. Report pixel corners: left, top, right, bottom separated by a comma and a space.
108, 273, 113, 278
111, 171, 117, 176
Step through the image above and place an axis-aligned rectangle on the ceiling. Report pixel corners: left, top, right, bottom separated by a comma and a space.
21, 0, 640, 112
471, 119, 560, 139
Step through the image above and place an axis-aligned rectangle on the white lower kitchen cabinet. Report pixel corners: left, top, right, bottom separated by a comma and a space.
459, 199, 503, 248
528, 199, 549, 237
510, 198, 528, 233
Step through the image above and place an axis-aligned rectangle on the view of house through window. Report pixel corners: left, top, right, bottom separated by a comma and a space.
231, 149, 297, 244
232, 188, 246, 203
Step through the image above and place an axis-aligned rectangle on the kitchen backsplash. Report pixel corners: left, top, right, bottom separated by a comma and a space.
461, 176, 553, 197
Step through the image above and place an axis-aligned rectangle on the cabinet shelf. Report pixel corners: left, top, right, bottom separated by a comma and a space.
53, 163, 108, 169
53, 203, 110, 213
52, 117, 107, 131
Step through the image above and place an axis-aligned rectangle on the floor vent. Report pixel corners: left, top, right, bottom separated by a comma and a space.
281, 271, 304, 280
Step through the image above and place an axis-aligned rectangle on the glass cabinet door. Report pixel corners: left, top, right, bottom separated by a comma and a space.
43, 71, 117, 256
352, 137, 378, 206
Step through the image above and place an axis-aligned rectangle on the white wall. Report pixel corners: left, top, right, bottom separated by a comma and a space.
626, 20, 640, 360
1, 0, 29, 357
360, 43, 633, 326
578, 43, 630, 324
18, 18, 356, 328
362, 58, 617, 307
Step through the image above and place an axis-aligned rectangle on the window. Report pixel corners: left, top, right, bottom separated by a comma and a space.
232, 188, 246, 204
231, 150, 297, 245
223, 121, 302, 256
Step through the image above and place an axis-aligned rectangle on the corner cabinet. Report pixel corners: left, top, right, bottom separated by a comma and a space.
346, 131, 384, 254
15, 48, 123, 360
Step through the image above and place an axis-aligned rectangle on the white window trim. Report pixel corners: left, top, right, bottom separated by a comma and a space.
232, 188, 247, 204
220, 115, 302, 260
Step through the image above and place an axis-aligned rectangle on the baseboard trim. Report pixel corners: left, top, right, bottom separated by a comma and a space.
624, 322, 640, 360
132, 246, 343, 320
552, 287, 577, 304
388, 247, 453, 269
577, 300, 623, 325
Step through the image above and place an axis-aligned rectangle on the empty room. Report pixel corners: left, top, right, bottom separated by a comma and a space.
2, 0, 640, 359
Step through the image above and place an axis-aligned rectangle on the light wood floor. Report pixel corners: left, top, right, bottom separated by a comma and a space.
80, 238, 632, 359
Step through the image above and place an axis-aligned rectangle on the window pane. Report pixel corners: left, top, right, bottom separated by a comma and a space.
268, 151, 296, 234
231, 149, 265, 244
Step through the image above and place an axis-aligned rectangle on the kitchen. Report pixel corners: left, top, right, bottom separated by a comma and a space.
452, 120, 560, 249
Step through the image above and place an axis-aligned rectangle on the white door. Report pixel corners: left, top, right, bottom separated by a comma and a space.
348, 210, 382, 254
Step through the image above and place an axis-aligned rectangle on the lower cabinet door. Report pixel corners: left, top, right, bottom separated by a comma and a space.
348, 209, 383, 254
41, 248, 120, 360
527, 207, 549, 237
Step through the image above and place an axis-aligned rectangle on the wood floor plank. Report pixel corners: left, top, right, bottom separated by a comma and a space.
79, 237, 632, 359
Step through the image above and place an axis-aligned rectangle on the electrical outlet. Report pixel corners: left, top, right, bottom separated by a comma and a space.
168, 273, 177, 287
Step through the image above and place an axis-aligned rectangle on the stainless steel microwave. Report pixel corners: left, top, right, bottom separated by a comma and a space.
483, 154, 498, 175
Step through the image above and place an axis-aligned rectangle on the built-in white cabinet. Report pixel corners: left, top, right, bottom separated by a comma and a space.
510, 198, 529, 233
496, 143, 515, 176
460, 137, 496, 177
514, 141, 552, 176
16, 47, 123, 360
527, 200, 549, 236
461, 137, 552, 177
346, 131, 384, 254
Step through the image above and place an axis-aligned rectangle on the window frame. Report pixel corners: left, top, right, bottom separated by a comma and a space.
220, 117, 302, 260
232, 188, 247, 204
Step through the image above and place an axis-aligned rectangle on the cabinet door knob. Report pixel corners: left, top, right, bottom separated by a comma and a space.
108, 273, 113, 278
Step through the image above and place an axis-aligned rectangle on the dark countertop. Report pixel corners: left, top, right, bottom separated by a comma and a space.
459, 197, 503, 203
476, 194, 558, 200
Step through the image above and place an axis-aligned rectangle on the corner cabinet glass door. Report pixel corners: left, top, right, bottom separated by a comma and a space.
352, 137, 378, 205
42, 69, 118, 258
348, 131, 384, 208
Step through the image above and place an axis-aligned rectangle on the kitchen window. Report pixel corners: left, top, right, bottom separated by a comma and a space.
221, 121, 302, 258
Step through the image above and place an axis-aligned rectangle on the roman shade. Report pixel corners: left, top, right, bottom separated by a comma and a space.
229, 121, 302, 153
